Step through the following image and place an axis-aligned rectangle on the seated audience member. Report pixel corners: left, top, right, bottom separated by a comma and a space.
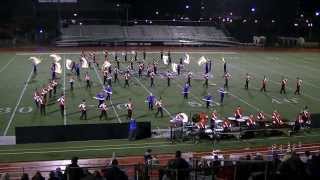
64, 157, 84, 180
21, 173, 29, 180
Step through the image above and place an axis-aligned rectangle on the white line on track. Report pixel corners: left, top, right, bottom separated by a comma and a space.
0, 143, 194, 155
0, 56, 16, 73
92, 64, 122, 123
3, 69, 33, 136
63, 56, 67, 125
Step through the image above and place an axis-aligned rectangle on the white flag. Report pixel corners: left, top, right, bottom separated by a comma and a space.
221, 57, 225, 63
55, 62, 62, 74
29, 57, 42, 65
50, 54, 61, 62
66, 59, 73, 70
102, 60, 111, 70
81, 57, 89, 68
171, 63, 178, 73
183, 53, 190, 64
198, 56, 207, 66
163, 55, 169, 65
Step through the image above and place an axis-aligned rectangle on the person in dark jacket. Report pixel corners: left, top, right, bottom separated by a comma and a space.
167, 151, 190, 180
64, 157, 84, 180
101, 159, 128, 180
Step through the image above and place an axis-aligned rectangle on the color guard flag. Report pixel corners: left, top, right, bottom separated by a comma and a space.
50, 54, 61, 62
66, 59, 73, 70
171, 63, 178, 73
163, 55, 169, 65
198, 56, 207, 66
55, 62, 62, 74
29, 57, 42, 65
222, 57, 225, 63
183, 53, 190, 64
81, 57, 89, 68
102, 60, 111, 70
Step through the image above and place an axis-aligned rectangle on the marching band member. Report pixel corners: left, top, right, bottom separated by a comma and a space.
205, 61, 209, 74
146, 63, 152, 77
223, 118, 232, 132
294, 77, 302, 95
198, 113, 208, 130
143, 50, 146, 60
96, 92, 105, 107
104, 85, 112, 101
246, 114, 256, 129
130, 58, 134, 70
134, 51, 137, 61
302, 106, 311, 126
99, 101, 108, 120
160, 50, 163, 60
272, 110, 283, 126
177, 64, 181, 76
260, 76, 268, 92
203, 73, 209, 88
103, 68, 108, 85
218, 88, 227, 105
167, 71, 172, 87
52, 80, 58, 95
126, 98, 133, 119
57, 94, 65, 117
69, 76, 74, 91
146, 93, 155, 110
150, 71, 155, 87
47, 82, 53, 98
203, 93, 213, 108
210, 110, 218, 129
51, 62, 56, 80
92, 52, 99, 67
115, 58, 120, 70
41, 85, 48, 101
223, 60, 227, 74
75, 63, 81, 79
124, 71, 130, 88
39, 95, 46, 116
79, 100, 87, 120
223, 72, 231, 90
244, 73, 253, 90
107, 73, 112, 86
125, 52, 128, 62
183, 83, 190, 99
33, 89, 40, 108
186, 72, 192, 86
85, 72, 91, 88
153, 61, 158, 74
113, 68, 119, 83
256, 111, 266, 127
280, 77, 288, 94
234, 106, 242, 119
209, 59, 212, 72
138, 62, 144, 78
32, 60, 37, 74
168, 51, 172, 64
155, 97, 163, 118
179, 57, 183, 65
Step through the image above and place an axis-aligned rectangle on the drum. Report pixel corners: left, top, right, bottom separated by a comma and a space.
236, 118, 246, 122
242, 116, 249, 120
205, 129, 213, 134
228, 117, 236, 121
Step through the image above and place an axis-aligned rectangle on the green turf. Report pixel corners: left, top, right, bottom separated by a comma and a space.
0, 50, 320, 162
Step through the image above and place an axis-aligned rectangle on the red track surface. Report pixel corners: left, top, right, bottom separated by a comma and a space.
0, 143, 319, 179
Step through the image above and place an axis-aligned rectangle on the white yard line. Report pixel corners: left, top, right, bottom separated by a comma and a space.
3, 69, 33, 136
133, 76, 174, 118
92, 64, 122, 123
63, 56, 67, 126
0, 56, 16, 73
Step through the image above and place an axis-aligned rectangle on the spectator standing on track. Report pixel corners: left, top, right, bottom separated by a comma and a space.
167, 151, 190, 180
32, 171, 45, 180
101, 159, 128, 180
64, 157, 84, 180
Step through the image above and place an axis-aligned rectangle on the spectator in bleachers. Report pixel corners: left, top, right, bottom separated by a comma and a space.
31, 171, 45, 180
21, 173, 29, 180
54, 168, 63, 180
167, 151, 190, 180
64, 157, 84, 180
101, 159, 128, 180
278, 152, 309, 180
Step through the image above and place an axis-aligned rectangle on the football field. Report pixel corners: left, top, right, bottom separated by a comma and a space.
0, 49, 320, 137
